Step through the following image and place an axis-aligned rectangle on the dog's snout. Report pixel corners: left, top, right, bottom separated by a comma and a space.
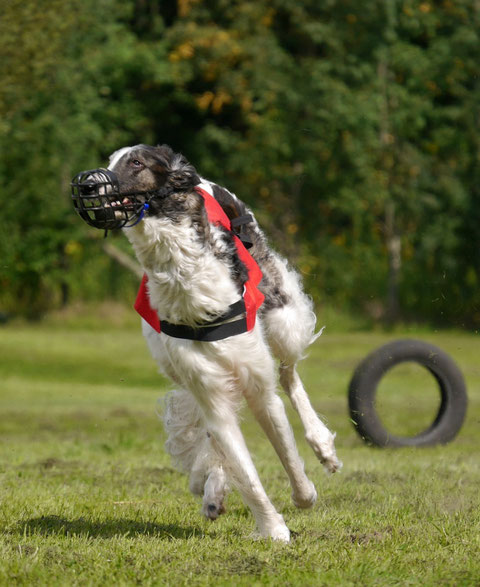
81, 181, 96, 195
71, 166, 141, 230
82, 170, 116, 196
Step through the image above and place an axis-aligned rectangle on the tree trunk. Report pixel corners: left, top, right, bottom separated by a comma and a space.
384, 200, 401, 324
378, 55, 401, 324
102, 242, 143, 279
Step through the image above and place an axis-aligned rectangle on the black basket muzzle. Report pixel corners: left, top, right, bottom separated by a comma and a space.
71, 168, 153, 230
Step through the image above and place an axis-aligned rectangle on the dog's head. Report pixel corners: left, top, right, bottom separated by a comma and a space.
107, 144, 199, 196
71, 144, 200, 230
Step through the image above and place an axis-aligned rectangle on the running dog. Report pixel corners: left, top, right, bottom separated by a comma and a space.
73, 144, 341, 542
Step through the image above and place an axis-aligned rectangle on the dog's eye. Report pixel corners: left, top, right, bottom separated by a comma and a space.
131, 159, 144, 168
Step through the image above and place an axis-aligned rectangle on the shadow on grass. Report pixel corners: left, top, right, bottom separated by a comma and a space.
18, 515, 203, 540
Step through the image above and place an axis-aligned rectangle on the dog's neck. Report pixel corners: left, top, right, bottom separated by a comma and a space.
124, 209, 241, 327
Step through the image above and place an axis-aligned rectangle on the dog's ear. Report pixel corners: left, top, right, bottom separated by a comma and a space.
211, 184, 245, 221
155, 144, 200, 192
152, 144, 175, 168
150, 145, 175, 185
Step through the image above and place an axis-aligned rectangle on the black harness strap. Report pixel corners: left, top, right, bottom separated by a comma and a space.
160, 299, 248, 341
231, 214, 254, 249
230, 214, 253, 228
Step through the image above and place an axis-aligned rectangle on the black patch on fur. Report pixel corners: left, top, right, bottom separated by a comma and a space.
210, 222, 249, 295
210, 183, 290, 309
211, 184, 246, 221
147, 145, 200, 216
211, 184, 258, 250
149, 190, 206, 226
255, 250, 291, 311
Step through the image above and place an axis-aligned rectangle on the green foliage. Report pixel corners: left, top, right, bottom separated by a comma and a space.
1, 0, 479, 325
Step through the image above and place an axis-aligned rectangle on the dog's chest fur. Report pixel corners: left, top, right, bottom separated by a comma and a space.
125, 201, 243, 327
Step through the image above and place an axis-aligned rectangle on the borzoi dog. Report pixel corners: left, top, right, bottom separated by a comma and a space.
72, 144, 341, 542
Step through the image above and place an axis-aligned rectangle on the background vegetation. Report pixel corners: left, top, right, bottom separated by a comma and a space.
1, 0, 479, 326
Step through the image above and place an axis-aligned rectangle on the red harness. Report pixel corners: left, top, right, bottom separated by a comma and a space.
134, 185, 264, 339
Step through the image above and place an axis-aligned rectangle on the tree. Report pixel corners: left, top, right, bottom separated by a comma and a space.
1, 0, 479, 326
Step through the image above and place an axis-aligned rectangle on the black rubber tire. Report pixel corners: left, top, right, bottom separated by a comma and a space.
348, 339, 468, 447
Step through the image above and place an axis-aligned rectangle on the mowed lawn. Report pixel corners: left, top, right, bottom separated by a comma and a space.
0, 314, 479, 586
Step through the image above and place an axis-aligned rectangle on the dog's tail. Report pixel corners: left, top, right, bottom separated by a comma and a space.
163, 388, 206, 474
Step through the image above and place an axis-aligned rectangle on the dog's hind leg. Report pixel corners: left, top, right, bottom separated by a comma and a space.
164, 387, 207, 477
189, 435, 228, 520
201, 465, 227, 520
163, 388, 229, 519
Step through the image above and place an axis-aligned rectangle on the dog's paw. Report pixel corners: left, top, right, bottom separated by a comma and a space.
266, 523, 291, 543
305, 430, 342, 474
321, 454, 343, 474
202, 499, 226, 521
257, 515, 291, 543
292, 481, 317, 509
271, 525, 291, 543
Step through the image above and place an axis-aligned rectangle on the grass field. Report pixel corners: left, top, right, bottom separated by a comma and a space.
0, 311, 479, 585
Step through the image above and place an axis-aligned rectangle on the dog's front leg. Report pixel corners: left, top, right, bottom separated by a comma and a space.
186, 383, 289, 540
204, 413, 290, 542
166, 342, 290, 541
244, 386, 317, 510
279, 364, 342, 473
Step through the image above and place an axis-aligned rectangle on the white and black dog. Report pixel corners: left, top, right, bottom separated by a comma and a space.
80, 144, 341, 542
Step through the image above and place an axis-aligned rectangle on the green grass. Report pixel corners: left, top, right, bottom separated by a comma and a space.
0, 317, 479, 585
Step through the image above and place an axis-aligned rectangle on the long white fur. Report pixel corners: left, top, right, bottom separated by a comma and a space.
110, 150, 341, 542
